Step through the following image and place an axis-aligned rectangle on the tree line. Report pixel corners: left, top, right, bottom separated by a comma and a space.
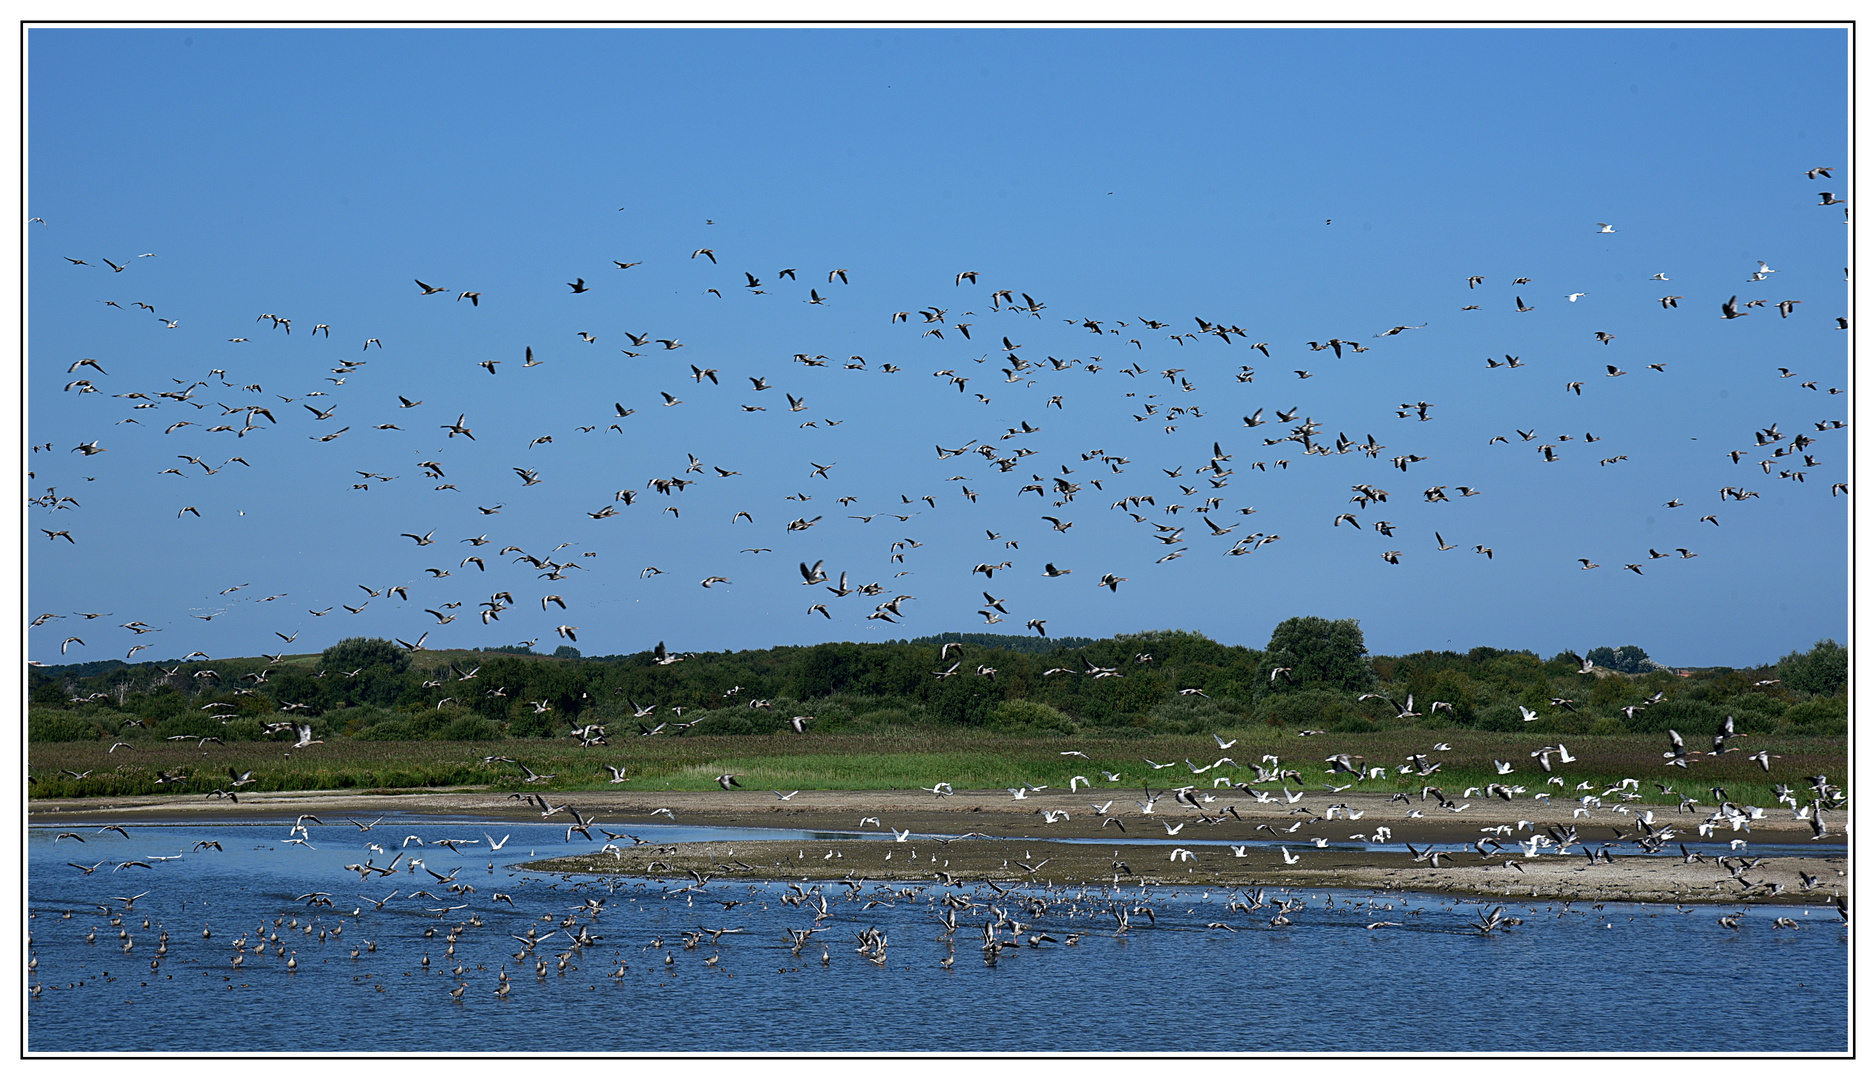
27, 619, 1847, 745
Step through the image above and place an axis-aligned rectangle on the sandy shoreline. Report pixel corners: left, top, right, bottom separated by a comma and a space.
28, 786, 1845, 905
523, 838, 1846, 907
26, 784, 1836, 843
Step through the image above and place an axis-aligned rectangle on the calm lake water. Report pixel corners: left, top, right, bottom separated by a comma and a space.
27, 817, 1849, 1053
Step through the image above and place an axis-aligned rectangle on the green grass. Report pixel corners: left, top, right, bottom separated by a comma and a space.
26, 728, 1845, 809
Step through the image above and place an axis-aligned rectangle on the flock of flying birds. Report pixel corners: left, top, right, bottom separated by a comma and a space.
30, 167, 1846, 663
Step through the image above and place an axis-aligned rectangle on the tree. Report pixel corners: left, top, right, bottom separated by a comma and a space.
267, 670, 327, 714
1259, 616, 1374, 694
318, 638, 410, 707
320, 637, 410, 676
1778, 639, 1847, 696
553, 645, 581, 659
28, 675, 68, 707
926, 674, 996, 727
1585, 645, 1652, 674
790, 642, 869, 699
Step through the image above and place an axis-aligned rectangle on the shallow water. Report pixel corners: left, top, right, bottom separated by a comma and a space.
27, 818, 1849, 1053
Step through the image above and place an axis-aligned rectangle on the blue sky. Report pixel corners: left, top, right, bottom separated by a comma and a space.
25, 27, 1850, 668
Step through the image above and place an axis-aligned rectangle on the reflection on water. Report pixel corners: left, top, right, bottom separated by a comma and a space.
26, 818, 1848, 1053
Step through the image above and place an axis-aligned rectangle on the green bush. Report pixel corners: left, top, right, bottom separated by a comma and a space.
1588, 676, 1631, 708
507, 710, 560, 739
1784, 695, 1847, 732
136, 685, 189, 723
356, 720, 415, 741
989, 699, 1076, 734
1255, 688, 1355, 729
28, 709, 104, 742
29, 678, 71, 708
1778, 639, 1847, 697
154, 713, 224, 740
442, 715, 502, 741
1144, 695, 1251, 735
220, 717, 267, 741
787, 699, 857, 732
328, 706, 398, 735
1791, 715, 1847, 737
1470, 703, 1526, 732
850, 708, 918, 731
1715, 698, 1784, 730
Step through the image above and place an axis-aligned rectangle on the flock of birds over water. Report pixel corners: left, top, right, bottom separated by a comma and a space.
28, 756, 1847, 1013
28, 166, 1848, 664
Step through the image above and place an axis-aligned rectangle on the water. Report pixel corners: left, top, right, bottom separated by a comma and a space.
27, 818, 1849, 1053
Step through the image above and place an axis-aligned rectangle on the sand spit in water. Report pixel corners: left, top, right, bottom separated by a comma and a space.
524, 838, 1844, 906
31, 787, 1845, 906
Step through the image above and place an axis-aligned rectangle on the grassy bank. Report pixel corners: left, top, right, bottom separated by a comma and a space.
27, 728, 1845, 812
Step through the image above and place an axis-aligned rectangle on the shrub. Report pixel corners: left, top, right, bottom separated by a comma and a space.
1778, 639, 1848, 697
442, 715, 501, 741
507, 710, 560, 739
1255, 689, 1355, 729
851, 708, 918, 731
220, 717, 267, 741
790, 699, 857, 732
356, 720, 416, 741
136, 685, 189, 723
1785, 712, 1845, 738
29, 709, 104, 742
29, 678, 71, 707
1588, 676, 1631, 708
1470, 703, 1526, 732
327, 706, 398, 736
1784, 695, 1847, 731
1145, 695, 1249, 735
989, 699, 1076, 734
154, 713, 224, 740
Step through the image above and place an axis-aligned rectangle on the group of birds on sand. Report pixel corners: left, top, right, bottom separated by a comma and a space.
883, 707, 1846, 878
31, 164, 1846, 662
383, 673, 1845, 890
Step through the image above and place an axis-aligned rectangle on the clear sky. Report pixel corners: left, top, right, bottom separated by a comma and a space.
25, 26, 1850, 668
